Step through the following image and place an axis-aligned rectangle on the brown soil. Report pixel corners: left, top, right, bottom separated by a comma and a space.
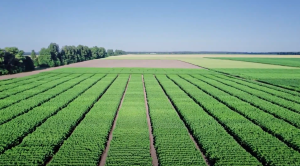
154, 75, 211, 166
0, 59, 200, 81
98, 75, 131, 166
66, 59, 201, 68
142, 75, 159, 166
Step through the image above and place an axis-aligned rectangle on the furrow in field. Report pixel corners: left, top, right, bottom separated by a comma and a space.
46, 75, 129, 166
0, 74, 117, 165
144, 74, 207, 166
0, 73, 73, 109
0, 74, 103, 155
0, 73, 56, 93
155, 75, 260, 166
192, 75, 300, 128
0, 74, 89, 125
142, 75, 159, 166
98, 75, 130, 166
205, 74, 300, 114
105, 74, 152, 166
180, 75, 300, 154
168, 74, 300, 165
214, 74, 300, 104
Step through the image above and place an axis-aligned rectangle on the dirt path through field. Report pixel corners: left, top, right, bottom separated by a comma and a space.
142, 75, 159, 166
98, 75, 131, 166
154, 75, 211, 166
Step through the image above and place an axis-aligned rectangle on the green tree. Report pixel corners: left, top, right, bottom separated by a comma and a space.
114, 49, 126, 56
48, 43, 61, 66
23, 56, 35, 71
98, 47, 107, 58
30, 50, 39, 67
91, 46, 100, 59
38, 48, 52, 67
4, 47, 25, 74
0, 49, 8, 75
107, 49, 114, 56
61, 46, 78, 65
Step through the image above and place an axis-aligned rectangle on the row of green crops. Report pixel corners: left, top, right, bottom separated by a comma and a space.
0, 74, 64, 99
214, 74, 300, 104
182, 75, 300, 153
0, 74, 116, 165
205, 74, 300, 113
0, 72, 47, 85
0, 74, 91, 125
213, 68, 300, 91
0, 73, 55, 92
144, 74, 206, 165
223, 73, 300, 97
48, 75, 129, 165
170, 75, 300, 165
106, 75, 152, 166
192, 75, 300, 128
0, 74, 101, 155
0, 74, 72, 109
155, 75, 260, 165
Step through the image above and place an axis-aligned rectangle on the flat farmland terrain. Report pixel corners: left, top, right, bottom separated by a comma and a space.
1, 68, 300, 165
64, 59, 200, 68
210, 57, 300, 68
106, 54, 297, 69
107, 54, 300, 58
0, 59, 199, 80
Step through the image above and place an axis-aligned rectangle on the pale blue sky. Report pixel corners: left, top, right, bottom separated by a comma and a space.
0, 0, 299, 52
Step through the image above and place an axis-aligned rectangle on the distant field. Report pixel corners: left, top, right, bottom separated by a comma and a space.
215, 68, 300, 91
210, 57, 300, 68
179, 58, 294, 68
107, 54, 297, 69
107, 54, 300, 59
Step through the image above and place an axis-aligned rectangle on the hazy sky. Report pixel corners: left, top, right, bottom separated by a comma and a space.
0, 0, 299, 52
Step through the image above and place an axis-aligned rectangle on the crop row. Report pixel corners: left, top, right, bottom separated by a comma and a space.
214, 74, 300, 104
192, 75, 300, 128
0, 73, 45, 86
0, 74, 102, 154
0, 74, 117, 165
155, 75, 260, 165
170, 74, 300, 165
0, 73, 56, 93
106, 75, 152, 166
0, 74, 91, 125
251, 79, 300, 96
144, 74, 205, 165
0, 74, 72, 109
48, 74, 129, 165
182, 75, 300, 152
205, 74, 300, 113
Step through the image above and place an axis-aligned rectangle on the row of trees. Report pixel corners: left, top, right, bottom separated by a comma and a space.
0, 47, 35, 75
0, 43, 126, 75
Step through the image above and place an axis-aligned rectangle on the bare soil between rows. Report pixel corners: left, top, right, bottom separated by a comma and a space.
0, 59, 200, 80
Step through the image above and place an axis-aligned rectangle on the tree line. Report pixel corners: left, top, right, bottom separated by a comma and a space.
0, 43, 126, 75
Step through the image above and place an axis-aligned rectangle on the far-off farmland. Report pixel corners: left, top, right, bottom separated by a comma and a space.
1, 56, 300, 165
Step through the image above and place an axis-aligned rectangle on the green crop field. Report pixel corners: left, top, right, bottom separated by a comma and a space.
210, 57, 300, 68
1, 67, 300, 165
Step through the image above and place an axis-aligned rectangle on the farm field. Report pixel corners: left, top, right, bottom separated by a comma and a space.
106, 55, 295, 69
215, 68, 300, 91
1, 67, 300, 165
210, 57, 300, 68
